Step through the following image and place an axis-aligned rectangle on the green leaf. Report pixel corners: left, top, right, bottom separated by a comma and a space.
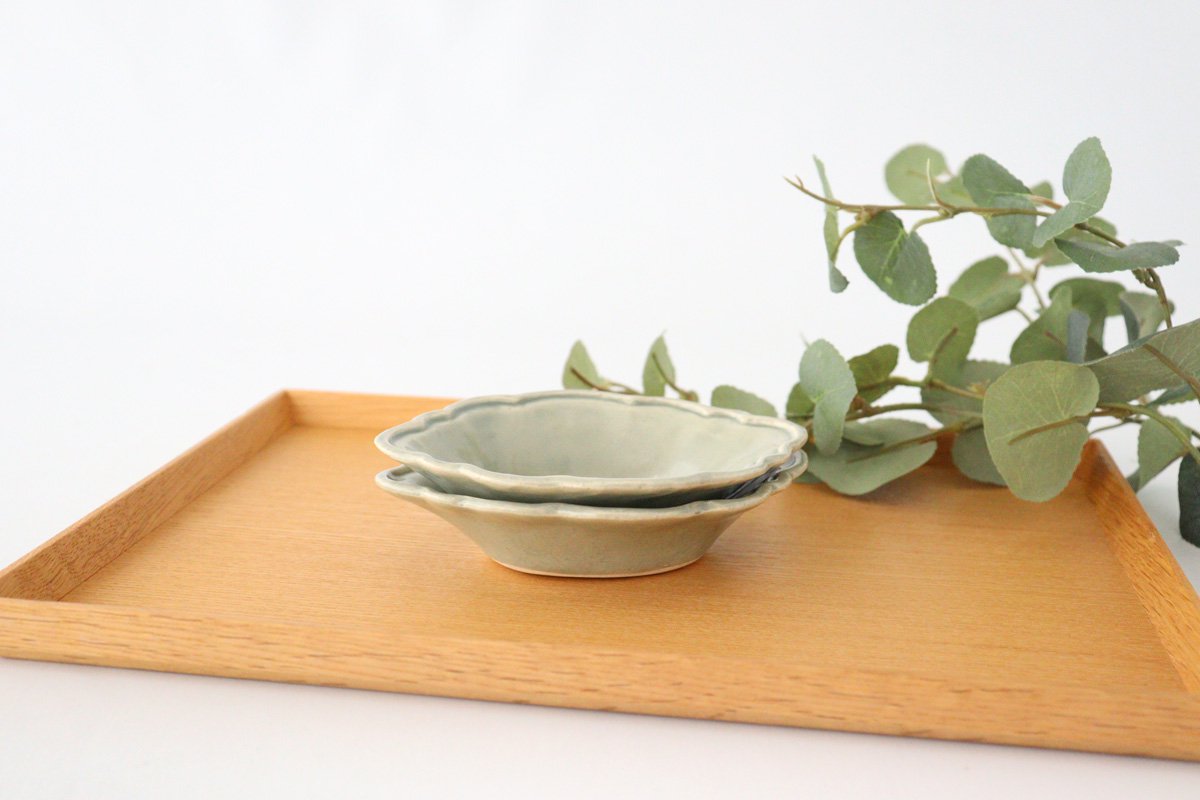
786, 383, 815, 418
937, 173, 974, 207
1029, 180, 1053, 200
947, 256, 1024, 320
961, 154, 1036, 249
1030, 138, 1111, 248
884, 144, 948, 205
852, 212, 937, 306
952, 428, 1006, 485
799, 340, 858, 455
1054, 237, 1181, 273
806, 419, 937, 495
1048, 278, 1125, 317
563, 340, 602, 389
1130, 416, 1189, 491
1066, 310, 1091, 364
814, 156, 849, 293
711, 385, 777, 417
982, 361, 1100, 501
642, 334, 675, 396
1031, 217, 1120, 268
1010, 288, 1074, 363
848, 344, 899, 402
1119, 291, 1170, 343
1086, 319, 1200, 403
906, 297, 978, 378
921, 359, 1006, 425
1150, 385, 1194, 407
1180, 456, 1200, 546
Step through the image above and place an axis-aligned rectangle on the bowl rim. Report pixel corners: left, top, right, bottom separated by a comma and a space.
374, 451, 807, 521
374, 390, 808, 498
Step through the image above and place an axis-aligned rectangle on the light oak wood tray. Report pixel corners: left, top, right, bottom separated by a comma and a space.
3, 390, 1200, 761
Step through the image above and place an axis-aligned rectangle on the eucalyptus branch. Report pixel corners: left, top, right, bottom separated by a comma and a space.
849, 419, 977, 462
859, 375, 983, 401
650, 353, 699, 401
568, 368, 637, 395
1101, 402, 1200, 465
785, 176, 1051, 220
846, 402, 980, 421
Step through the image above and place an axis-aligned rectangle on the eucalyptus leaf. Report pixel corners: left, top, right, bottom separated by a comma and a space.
921, 359, 1006, 425
983, 361, 1100, 501
906, 297, 978, 378
1054, 237, 1181, 273
806, 419, 937, 495
1180, 456, 1200, 546
1150, 385, 1195, 407
799, 339, 858, 455
563, 340, 603, 390
1029, 181, 1053, 200
711, 385, 777, 417
642, 334, 675, 396
938, 173, 974, 207
841, 421, 891, 446
947, 256, 1024, 320
952, 428, 1006, 485
848, 344, 900, 403
884, 144, 948, 205
1130, 416, 1189, 491
1086, 319, 1200, 402
1030, 138, 1111, 248
1119, 291, 1170, 342
1048, 278, 1125, 317
852, 212, 937, 306
814, 155, 849, 293
961, 154, 1036, 249
1066, 310, 1091, 364
1010, 288, 1073, 363
786, 383, 815, 418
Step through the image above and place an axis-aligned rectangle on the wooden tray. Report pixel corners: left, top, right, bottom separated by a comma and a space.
3, 391, 1200, 761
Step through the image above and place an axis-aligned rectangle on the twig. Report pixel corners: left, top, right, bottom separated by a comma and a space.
1143, 344, 1200, 403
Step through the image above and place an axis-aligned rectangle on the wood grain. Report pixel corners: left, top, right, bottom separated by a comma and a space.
2, 391, 1199, 760
0, 391, 292, 600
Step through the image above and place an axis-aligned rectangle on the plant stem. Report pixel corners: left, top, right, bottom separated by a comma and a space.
568, 368, 637, 395
785, 176, 1051, 220
649, 353, 698, 401
1089, 419, 1135, 435
846, 402, 980, 421
1102, 402, 1200, 465
849, 419, 977, 462
1142, 344, 1200, 404
859, 375, 984, 401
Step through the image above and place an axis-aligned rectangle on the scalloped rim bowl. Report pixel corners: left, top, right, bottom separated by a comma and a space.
374, 452, 807, 577
374, 390, 808, 507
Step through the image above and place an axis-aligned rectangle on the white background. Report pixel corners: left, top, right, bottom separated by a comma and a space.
3, 2, 1200, 796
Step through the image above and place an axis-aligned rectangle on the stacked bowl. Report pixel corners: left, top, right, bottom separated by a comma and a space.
374, 390, 808, 577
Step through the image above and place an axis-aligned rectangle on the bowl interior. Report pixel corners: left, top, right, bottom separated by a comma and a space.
393, 396, 795, 480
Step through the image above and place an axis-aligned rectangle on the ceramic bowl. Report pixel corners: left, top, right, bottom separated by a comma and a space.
374, 390, 807, 507
373, 452, 807, 577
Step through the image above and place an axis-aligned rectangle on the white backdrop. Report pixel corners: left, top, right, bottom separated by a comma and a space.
3, 2, 1200, 797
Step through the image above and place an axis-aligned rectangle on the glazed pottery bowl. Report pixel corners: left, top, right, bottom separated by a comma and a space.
373, 452, 807, 578
374, 390, 807, 507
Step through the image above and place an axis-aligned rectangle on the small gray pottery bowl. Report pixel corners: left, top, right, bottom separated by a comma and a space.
375, 390, 807, 507
373, 452, 807, 578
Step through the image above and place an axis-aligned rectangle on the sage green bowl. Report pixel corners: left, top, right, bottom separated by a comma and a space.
375, 390, 807, 507
374, 452, 807, 578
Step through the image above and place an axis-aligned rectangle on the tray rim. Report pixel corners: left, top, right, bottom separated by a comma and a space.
2, 389, 1200, 761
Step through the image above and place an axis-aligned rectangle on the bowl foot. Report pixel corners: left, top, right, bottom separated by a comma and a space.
491, 555, 704, 579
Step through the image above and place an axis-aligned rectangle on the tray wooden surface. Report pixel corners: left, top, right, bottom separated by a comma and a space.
3, 390, 1200, 760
